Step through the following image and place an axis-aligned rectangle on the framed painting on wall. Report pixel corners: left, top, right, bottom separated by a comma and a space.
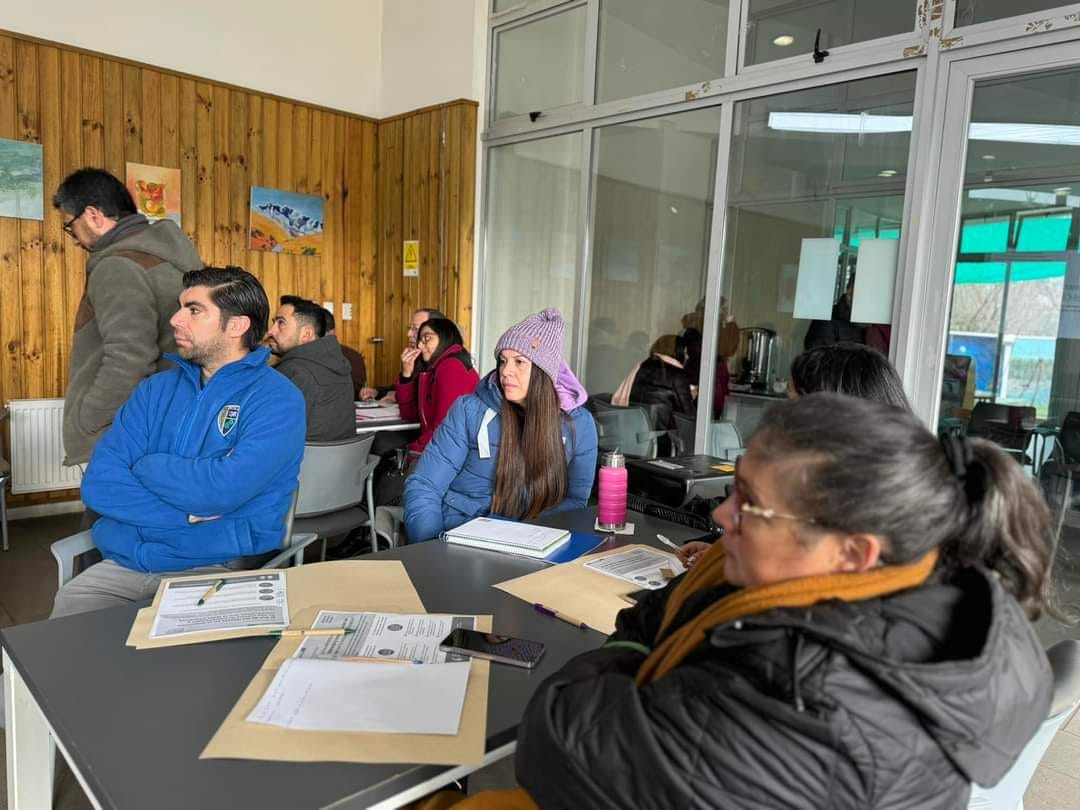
126, 162, 182, 225
249, 186, 324, 256
0, 138, 44, 220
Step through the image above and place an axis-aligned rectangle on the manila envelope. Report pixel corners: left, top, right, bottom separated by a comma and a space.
200, 608, 492, 766
127, 560, 425, 649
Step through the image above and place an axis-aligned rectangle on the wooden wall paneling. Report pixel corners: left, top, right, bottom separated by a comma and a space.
228, 89, 248, 269
101, 60, 123, 178
274, 100, 294, 301
259, 97, 279, 305
140, 69, 161, 167
39, 45, 65, 396
0, 36, 22, 407
376, 118, 404, 384
445, 104, 462, 337
121, 64, 142, 166
455, 103, 477, 346
160, 73, 179, 170
358, 121, 377, 367
193, 82, 214, 259
401, 113, 419, 331
342, 119, 361, 355
211, 85, 230, 266
79, 54, 104, 168
425, 109, 443, 322
178, 79, 198, 248
322, 114, 343, 311
245, 94, 264, 296
16, 39, 44, 399
60, 51, 83, 343
306, 109, 324, 304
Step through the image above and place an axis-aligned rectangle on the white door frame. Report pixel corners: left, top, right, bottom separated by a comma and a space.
900, 37, 1080, 425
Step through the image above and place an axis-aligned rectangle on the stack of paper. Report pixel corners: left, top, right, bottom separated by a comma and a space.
444, 517, 570, 559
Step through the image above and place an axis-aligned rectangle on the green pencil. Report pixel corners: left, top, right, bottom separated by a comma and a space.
196, 578, 227, 606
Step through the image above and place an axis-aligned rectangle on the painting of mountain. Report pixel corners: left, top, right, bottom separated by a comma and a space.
0, 138, 44, 221
249, 186, 324, 256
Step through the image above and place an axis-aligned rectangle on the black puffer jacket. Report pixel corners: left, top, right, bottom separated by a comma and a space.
516, 566, 1052, 809
629, 356, 695, 430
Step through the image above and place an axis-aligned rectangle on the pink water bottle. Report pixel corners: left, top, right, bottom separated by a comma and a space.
597, 449, 627, 531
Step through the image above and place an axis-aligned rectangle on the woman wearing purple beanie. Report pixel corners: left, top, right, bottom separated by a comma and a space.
404, 308, 599, 542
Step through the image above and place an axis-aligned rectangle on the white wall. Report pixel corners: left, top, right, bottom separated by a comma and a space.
1, 0, 383, 116
378, 0, 487, 118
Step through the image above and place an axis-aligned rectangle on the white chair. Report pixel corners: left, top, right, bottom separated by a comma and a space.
708, 419, 745, 461
51, 488, 318, 590
292, 434, 381, 558
967, 639, 1080, 809
373, 505, 405, 549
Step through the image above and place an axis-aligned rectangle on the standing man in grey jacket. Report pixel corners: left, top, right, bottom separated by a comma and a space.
55, 168, 204, 466
267, 295, 356, 442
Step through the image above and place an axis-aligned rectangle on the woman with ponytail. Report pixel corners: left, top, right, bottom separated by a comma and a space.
418, 392, 1058, 809
404, 309, 598, 542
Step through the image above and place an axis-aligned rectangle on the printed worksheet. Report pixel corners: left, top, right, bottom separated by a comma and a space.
584, 548, 686, 590
295, 611, 476, 663
247, 658, 472, 734
149, 572, 289, 639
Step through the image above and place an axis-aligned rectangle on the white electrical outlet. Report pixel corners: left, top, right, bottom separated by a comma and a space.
342, 303, 353, 321
322, 301, 334, 316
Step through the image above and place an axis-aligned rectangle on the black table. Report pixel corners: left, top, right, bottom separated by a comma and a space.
1, 508, 698, 810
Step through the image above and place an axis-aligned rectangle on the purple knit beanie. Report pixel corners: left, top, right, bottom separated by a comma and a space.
494, 308, 565, 382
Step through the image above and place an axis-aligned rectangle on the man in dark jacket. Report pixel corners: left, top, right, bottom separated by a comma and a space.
268, 295, 355, 442
55, 168, 204, 466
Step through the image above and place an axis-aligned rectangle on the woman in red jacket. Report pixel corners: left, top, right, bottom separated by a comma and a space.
395, 317, 479, 461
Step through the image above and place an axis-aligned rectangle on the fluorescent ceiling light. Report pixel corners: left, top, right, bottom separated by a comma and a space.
878, 169, 897, 177
968, 188, 1080, 208
773, 34, 795, 46
768, 112, 1080, 145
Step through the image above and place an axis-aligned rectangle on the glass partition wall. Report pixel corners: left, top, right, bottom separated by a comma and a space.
480, 0, 1080, 457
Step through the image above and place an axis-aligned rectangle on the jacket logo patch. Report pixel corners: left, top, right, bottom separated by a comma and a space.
217, 404, 240, 437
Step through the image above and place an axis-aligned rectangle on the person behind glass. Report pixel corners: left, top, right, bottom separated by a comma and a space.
419, 394, 1056, 810
682, 341, 910, 568
803, 274, 864, 350
613, 334, 696, 432
359, 306, 447, 402
394, 317, 480, 461
404, 308, 598, 542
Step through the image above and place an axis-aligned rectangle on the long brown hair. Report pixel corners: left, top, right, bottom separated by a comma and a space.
490, 368, 568, 520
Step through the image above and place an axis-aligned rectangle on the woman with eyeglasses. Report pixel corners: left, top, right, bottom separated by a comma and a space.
394, 317, 479, 460
415, 393, 1056, 810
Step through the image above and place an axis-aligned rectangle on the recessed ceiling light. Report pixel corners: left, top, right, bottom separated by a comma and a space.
878, 169, 897, 177
982, 154, 996, 160
1054, 187, 1072, 194
773, 35, 795, 47
670, 206, 679, 214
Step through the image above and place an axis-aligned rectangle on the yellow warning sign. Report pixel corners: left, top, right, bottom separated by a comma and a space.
403, 240, 419, 277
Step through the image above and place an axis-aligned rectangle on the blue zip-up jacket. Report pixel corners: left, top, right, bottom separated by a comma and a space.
404, 368, 598, 542
81, 347, 305, 573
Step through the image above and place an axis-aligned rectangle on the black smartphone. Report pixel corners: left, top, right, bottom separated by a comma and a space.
439, 629, 546, 669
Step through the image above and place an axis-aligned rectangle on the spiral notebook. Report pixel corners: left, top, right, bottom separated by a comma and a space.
443, 517, 571, 559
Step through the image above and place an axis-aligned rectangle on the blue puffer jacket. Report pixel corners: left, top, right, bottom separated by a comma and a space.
404, 366, 599, 541
81, 347, 306, 573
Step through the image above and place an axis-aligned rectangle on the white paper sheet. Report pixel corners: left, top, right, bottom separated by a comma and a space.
793, 237, 841, 320
295, 611, 476, 664
149, 571, 289, 639
246, 658, 472, 734
355, 404, 402, 422
584, 547, 686, 590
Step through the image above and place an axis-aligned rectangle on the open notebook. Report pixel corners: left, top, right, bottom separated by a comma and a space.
443, 517, 571, 559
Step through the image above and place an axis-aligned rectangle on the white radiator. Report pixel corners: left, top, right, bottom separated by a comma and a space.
7, 398, 83, 494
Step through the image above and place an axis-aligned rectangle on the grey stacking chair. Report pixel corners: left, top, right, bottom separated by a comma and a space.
967, 640, 1080, 809
292, 434, 381, 558
51, 488, 315, 590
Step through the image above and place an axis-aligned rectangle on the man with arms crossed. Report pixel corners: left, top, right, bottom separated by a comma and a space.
52, 267, 305, 618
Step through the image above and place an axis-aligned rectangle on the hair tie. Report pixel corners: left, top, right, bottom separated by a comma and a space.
941, 434, 987, 503
940, 434, 971, 480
